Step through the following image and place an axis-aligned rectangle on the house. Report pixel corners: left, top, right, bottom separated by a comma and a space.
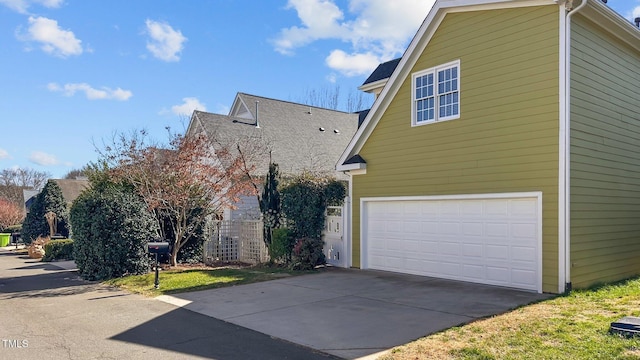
186, 92, 360, 220
24, 178, 89, 212
338, 0, 640, 293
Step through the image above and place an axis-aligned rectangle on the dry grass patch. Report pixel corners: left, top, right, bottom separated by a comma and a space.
381, 278, 640, 360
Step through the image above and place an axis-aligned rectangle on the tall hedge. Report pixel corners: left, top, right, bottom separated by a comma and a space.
22, 180, 69, 242
70, 184, 158, 280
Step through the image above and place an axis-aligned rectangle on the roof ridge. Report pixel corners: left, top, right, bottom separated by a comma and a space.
236, 92, 354, 114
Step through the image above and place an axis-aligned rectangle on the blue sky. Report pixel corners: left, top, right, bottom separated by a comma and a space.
0, 0, 638, 179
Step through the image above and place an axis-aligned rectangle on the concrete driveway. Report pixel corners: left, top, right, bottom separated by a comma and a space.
158, 268, 550, 359
0, 249, 337, 360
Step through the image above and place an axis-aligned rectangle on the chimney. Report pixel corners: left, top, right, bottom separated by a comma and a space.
635, 17, 640, 28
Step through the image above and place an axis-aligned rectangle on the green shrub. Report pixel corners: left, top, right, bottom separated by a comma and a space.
269, 228, 295, 264
22, 180, 69, 243
70, 184, 158, 281
291, 237, 325, 270
42, 239, 74, 262
280, 174, 346, 241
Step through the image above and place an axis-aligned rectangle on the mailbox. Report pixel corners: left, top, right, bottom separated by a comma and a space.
147, 241, 170, 254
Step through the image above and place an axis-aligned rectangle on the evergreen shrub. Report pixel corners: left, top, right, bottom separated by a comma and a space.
70, 185, 158, 280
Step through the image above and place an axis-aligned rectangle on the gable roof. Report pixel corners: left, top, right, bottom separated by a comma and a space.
359, 58, 401, 88
188, 93, 359, 180
338, 0, 640, 171
23, 179, 89, 212
52, 179, 89, 205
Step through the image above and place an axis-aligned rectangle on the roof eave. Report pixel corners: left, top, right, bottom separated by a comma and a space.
337, 163, 367, 172
358, 78, 389, 93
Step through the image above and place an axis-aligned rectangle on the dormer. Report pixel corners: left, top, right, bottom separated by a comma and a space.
358, 58, 401, 99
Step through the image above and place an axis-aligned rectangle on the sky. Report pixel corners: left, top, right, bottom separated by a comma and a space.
0, 0, 638, 179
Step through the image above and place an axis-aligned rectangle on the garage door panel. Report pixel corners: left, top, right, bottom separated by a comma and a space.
485, 200, 509, 216
461, 244, 483, 257
364, 196, 541, 292
512, 246, 536, 261
486, 222, 509, 237
512, 222, 536, 239
486, 245, 509, 259
462, 222, 483, 236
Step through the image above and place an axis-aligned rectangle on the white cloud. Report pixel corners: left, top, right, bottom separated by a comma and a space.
48, 82, 133, 101
273, 0, 347, 54
633, 5, 640, 19
145, 19, 187, 62
0, 148, 9, 159
29, 151, 58, 166
172, 97, 206, 116
19, 16, 82, 57
326, 50, 381, 76
274, 0, 435, 76
0, 0, 63, 14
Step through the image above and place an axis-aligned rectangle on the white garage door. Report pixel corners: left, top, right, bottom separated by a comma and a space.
363, 194, 541, 292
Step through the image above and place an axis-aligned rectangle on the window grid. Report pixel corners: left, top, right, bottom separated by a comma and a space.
415, 73, 434, 122
437, 66, 459, 119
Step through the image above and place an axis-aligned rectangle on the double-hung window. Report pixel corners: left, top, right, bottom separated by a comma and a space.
412, 60, 460, 126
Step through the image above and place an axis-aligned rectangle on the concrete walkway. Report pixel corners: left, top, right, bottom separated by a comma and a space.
158, 268, 550, 359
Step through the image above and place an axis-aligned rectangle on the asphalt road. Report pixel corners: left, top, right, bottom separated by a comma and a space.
0, 250, 338, 360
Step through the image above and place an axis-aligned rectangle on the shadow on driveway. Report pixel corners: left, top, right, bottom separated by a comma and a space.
0, 269, 99, 299
110, 306, 340, 360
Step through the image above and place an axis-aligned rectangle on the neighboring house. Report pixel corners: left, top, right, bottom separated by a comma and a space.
22, 189, 39, 213
186, 92, 360, 220
338, 0, 640, 293
24, 179, 89, 212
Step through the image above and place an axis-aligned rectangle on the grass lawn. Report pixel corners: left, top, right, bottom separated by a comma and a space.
381, 277, 640, 360
105, 265, 306, 297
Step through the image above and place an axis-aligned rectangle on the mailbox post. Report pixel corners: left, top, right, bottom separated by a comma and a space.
147, 241, 170, 289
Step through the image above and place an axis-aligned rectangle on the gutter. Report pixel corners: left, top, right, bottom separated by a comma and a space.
560, 0, 588, 293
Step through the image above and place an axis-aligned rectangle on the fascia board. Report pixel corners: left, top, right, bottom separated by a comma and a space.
358, 78, 388, 93
337, 162, 367, 172
336, 0, 557, 169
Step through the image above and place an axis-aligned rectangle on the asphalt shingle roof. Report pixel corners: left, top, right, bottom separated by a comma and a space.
189, 93, 359, 180
361, 58, 401, 86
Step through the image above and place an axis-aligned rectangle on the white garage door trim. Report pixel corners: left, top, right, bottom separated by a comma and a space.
361, 192, 542, 293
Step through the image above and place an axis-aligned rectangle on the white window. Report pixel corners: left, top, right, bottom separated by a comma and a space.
412, 60, 460, 126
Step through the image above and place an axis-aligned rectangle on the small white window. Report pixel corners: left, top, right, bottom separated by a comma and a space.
412, 60, 460, 126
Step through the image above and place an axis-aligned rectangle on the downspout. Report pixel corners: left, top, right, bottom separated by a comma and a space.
561, 0, 588, 293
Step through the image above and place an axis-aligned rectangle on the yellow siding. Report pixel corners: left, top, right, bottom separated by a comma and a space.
352, 5, 560, 293
569, 15, 640, 288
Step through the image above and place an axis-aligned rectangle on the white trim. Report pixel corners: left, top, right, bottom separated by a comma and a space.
358, 78, 388, 93
558, 4, 568, 294
347, 175, 353, 268
361, 191, 543, 203
360, 191, 544, 293
560, 0, 587, 293
336, 162, 366, 172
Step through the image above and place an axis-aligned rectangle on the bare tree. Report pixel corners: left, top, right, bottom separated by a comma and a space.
0, 168, 50, 206
63, 168, 89, 179
0, 198, 24, 230
295, 85, 372, 113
